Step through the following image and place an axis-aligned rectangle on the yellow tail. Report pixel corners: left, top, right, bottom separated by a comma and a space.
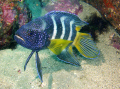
73, 32, 100, 59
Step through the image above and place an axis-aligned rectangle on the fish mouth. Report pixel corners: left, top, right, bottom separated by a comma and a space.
15, 35, 25, 42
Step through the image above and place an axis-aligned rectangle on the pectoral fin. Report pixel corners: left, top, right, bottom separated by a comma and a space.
73, 32, 100, 59
57, 44, 80, 66
48, 39, 72, 55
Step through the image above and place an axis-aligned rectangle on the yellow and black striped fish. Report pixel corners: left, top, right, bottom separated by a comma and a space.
14, 11, 100, 82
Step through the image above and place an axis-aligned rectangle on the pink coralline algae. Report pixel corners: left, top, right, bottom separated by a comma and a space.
45, 0, 83, 15
0, 2, 17, 27
0, 1, 17, 48
19, 13, 27, 27
109, 33, 120, 50
18, 4, 30, 27
0, 0, 31, 49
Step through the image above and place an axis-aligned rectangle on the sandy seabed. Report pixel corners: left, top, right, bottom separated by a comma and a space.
0, 1, 120, 89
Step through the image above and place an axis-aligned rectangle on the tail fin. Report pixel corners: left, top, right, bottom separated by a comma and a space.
73, 32, 100, 59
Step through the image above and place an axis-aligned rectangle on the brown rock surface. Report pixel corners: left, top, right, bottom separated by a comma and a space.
83, 0, 120, 34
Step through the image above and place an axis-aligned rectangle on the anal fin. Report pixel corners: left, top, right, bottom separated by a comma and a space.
57, 44, 80, 66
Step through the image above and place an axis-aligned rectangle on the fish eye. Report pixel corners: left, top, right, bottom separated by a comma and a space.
28, 31, 34, 36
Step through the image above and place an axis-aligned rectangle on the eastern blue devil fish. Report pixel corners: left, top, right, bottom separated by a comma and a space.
14, 11, 100, 82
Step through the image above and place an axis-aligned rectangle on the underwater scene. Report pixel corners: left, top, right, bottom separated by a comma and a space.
0, 0, 120, 89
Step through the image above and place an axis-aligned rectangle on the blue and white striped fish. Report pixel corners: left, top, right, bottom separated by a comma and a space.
14, 11, 100, 82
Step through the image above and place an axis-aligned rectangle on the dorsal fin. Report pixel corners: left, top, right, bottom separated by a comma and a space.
75, 21, 88, 31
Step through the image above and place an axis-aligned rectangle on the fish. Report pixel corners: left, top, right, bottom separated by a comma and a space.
14, 11, 100, 82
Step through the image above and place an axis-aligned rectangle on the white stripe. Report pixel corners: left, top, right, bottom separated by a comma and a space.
51, 15, 57, 39
38, 20, 46, 31
60, 16, 66, 39
68, 20, 74, 40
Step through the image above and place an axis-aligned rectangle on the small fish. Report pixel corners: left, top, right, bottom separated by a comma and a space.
14, 11, 100, 82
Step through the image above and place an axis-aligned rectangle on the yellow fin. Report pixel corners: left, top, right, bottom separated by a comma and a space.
48, 39, 72, 55
57, 45, 80, 66
73, 32, 91, 46
75, 26, 82, 31
73, 32, 100, 59
75, 21, 88, 32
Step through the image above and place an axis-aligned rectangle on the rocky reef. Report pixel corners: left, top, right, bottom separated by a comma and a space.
45, 0, 83, 15
109, 33, 120, 50
83, 0, 120, 34
0, 0, 31, 49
